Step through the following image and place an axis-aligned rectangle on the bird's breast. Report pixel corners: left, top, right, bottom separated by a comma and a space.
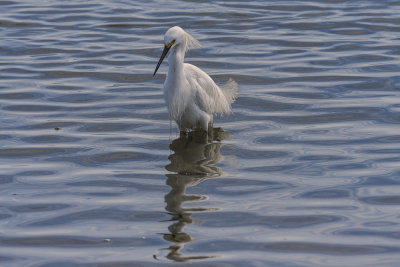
164, 80, 190, 122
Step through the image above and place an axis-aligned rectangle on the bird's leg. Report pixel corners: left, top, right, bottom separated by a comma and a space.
179, 130, 188, 138
197, 129, 210, 143
207, 122, 214, 141
184, 135, 193, 148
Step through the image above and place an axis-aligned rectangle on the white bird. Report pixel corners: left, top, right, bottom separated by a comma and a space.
153, 26, 238, 134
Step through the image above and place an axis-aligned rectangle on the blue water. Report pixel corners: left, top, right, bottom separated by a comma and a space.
1, 0, 400, 266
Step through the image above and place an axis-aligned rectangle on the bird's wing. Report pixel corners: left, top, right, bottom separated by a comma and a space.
184, 63, 231, 115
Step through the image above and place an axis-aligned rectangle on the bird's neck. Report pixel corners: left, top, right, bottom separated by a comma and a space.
165, 44, 189, 121
168, 44, 185, 75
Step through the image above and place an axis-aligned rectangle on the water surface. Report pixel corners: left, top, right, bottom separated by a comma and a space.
1, 0, 400, 266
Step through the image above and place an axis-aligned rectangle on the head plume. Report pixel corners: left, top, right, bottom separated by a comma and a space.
183, 30, 201, 52
164, 26, 201, 53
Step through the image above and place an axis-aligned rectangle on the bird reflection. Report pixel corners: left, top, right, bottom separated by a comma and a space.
162, 128, 229, 261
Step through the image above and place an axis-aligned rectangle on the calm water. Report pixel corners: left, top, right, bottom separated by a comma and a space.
1, 0, 400, 266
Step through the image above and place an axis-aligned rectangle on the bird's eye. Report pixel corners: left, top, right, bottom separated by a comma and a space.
166, 39, 176, 48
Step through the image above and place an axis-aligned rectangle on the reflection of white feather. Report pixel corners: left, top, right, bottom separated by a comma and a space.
167, 140, 223, 177
166, 129, 227, 177
163, 130, 227, 261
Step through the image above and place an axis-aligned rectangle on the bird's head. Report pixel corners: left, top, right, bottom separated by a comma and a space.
153, 26, 201, 77
164, 26, 185, 49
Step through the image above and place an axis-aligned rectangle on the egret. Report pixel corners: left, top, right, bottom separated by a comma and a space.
153, 26, 238, 134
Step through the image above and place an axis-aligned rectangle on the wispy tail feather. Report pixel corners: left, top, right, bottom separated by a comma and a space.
221, 78, 238, 105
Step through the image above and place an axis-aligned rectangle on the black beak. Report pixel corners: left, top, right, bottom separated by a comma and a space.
153, 45, 171, 77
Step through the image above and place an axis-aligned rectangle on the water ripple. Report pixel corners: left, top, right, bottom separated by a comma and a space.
1, 0, 400, 265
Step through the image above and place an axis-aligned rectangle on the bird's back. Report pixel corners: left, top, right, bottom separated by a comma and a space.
184, 63, 238, 116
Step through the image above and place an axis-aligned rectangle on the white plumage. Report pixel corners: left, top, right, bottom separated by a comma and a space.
153, 26, 238, 132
